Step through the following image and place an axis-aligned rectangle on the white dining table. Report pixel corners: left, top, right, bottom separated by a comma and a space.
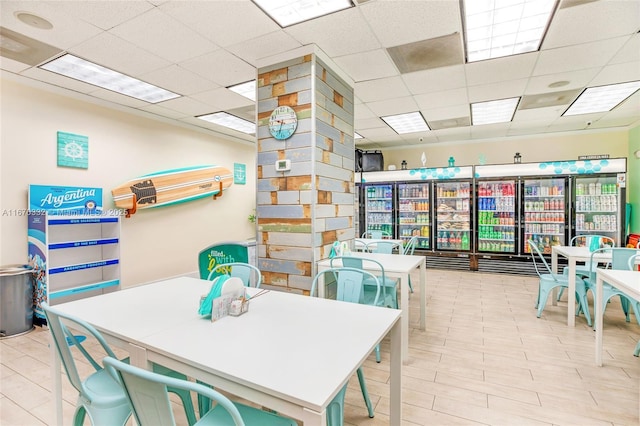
551, 245, 612, 326
354, 238, 404, 252
50, 277, 402, 426
317, 251, 427, 364
595, 269, 640, 366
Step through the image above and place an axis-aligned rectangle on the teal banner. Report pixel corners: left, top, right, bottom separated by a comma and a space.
198, 242, 249, 280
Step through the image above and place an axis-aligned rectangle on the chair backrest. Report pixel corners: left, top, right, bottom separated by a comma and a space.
208, 262, 262, 288
329, 256, 389, 299
42, 302, 118, 397
628, 253, 640, 271
570, 234, 615, 249
361, 230, 391, 239
103, 356, 245, 426
366, 241, 401, 254
527, 240, 554, 277
610, 248, 640, 270
403, 236, 418, 255
310, 267, 381, 306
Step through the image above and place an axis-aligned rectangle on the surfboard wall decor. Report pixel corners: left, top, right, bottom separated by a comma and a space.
111, 165, 233, 216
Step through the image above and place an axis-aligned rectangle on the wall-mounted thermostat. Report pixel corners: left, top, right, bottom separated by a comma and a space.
275, 159, 291, 172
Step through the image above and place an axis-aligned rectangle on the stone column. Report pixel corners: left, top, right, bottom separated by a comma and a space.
256, 46, 355, 294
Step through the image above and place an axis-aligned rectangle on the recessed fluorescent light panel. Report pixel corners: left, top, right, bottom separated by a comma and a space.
39, 54, 180, 103
381, 112, 430, 134
252, 0, 353, 27
462, 0, 558, 62
563, 81, 640, 116
471, 97, 519, 125
354, 132, 364, 139
228, 80, 256, 101
197, 112, 256, 134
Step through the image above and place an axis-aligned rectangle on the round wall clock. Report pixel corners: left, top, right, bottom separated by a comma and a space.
269, 106, 298, 140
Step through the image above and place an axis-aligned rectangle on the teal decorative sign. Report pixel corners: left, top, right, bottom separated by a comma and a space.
57, 131, 88, 169
234, 163, 246, 185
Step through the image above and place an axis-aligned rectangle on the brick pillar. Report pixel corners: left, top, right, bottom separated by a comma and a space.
256, 47, 355, 294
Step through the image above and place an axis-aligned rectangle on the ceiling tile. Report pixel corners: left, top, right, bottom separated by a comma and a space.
0, 55, 31, 72
140, 65, 219, 96
365, 96, 419, 116
86, 87, 149, 109
415, 88, 468, 110
421, 104, 470, 122
434, 126, 471, 143
180, 49, 255, 87
0, 1, 102, 50
359, 0, 462, 47
70, 32, 171, 77
354, 102, 377, 120
333, 49, 397, 82
227, 31, 302, 65
109, 8, 218, 63
543, 1, 640, 49
428, 116, 470, 131
513, 106, 567, 122
355, 76, 410, 103
387, 33, 463, 74
467, 79, 528, 103
609, 33, 640, 65
470, 123, 510, 139
139, 103, 192, 120
533, 37, 628, 76
465, 53, 538, 86
358, 126, 402, 141
518, 89, 580, 110
0, 26, 62, 66
402, 65, 466, 95
524, 68, 600, 94
53, 0, 155, 31
191, 87, 254, 111
160, 1, 279, 48
285, 7, 380, 57
589, 61, 640, 87
155, 95, 215, 117
355, 117, 387, 130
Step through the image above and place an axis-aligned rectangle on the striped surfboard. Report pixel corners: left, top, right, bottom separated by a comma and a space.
111, 165, 233, 211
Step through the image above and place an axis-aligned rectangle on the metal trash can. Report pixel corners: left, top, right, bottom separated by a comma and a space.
0, 265, 34, 338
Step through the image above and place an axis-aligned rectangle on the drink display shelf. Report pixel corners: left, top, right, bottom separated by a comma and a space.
524, 195, 564, 198
525, 220, 564, 224
479, 238, 515, 242
479, 223, 516, 227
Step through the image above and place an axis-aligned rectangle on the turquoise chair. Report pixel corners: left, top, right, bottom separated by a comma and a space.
557, 235, 614, 301
310, 267, 381, 425
582, 248, 640, 328
527, 241, 592, 326
629, 253, 640, 357
403, 236, 419, 293
43, 302, 200, 426
365, 240, 401, 254
330, 256, 397, 363
103, 357, 297, 426
208, 262, 262, 288
361, 230, 391, 239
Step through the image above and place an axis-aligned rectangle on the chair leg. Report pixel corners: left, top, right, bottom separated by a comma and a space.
620, 297, 630, 322
576, 291, 592, 327
536, 287, 551, 318
326, 384, 347, 426
153, 364, 198, 425
375, 344, 381, 363
408, 276, 414, 294
556, 287, 564, 302
634, 340, 640, 357
356, 367, 374, 418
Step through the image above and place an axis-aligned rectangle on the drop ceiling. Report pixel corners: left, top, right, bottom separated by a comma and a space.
1, 0, 639, 149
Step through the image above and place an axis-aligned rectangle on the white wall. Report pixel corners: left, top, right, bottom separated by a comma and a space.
0, 78, 256, 286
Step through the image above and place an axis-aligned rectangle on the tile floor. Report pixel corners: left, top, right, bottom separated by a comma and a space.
1, 269, 639, 425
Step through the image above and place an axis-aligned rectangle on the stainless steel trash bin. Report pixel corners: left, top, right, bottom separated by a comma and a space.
0, 265, 34, 338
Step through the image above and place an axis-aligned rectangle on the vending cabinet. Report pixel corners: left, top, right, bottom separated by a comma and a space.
362, 183, 394, 237
477, 180, 517, 254
573, 175, 623, 245
398, 182, 431, 249
434, 181, 471, 251
522, 178, 567, 254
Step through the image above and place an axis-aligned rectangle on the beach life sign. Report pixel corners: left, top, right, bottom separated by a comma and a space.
29, 184, 103, 215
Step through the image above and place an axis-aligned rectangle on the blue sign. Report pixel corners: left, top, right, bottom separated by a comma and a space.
28, 185, 103, 215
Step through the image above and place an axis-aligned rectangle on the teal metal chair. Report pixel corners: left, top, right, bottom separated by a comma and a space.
208, 262, 262, 288
582, 248, 640, 328
364, 240, 401, 254
310, 267, 381, 425
43, 302, 203, 426
527, 241, 592, 326
103, 357, 297, 426
402, 236, 419, 293
562, 234, 615, 277
361, 230, 391, 239
627, 253, 640, 357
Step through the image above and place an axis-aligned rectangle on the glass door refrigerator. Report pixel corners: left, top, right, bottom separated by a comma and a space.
434, 181, 471, 251
522, 178, 567, 255
398, 182, 431, 249
573, 175, 623, 245
362, 183, 395, 237
477, 180, 517, 254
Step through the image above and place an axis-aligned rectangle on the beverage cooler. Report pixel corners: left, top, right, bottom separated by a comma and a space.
477, 180, 517, 254
362, 183, 394, 236
434, 181, 471, 251
573, 175, 622, 246
398, 182, 431, 249
522, 178, 567, 254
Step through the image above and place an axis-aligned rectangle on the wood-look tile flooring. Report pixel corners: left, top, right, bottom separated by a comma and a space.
1, 269, 638, 425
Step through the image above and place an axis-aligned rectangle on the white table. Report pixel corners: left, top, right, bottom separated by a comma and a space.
50, 277, 402, 426
317, 251, 427, 364
551, 246, 612, 326
354, 238, 404, 252
595, 269, 640, 366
